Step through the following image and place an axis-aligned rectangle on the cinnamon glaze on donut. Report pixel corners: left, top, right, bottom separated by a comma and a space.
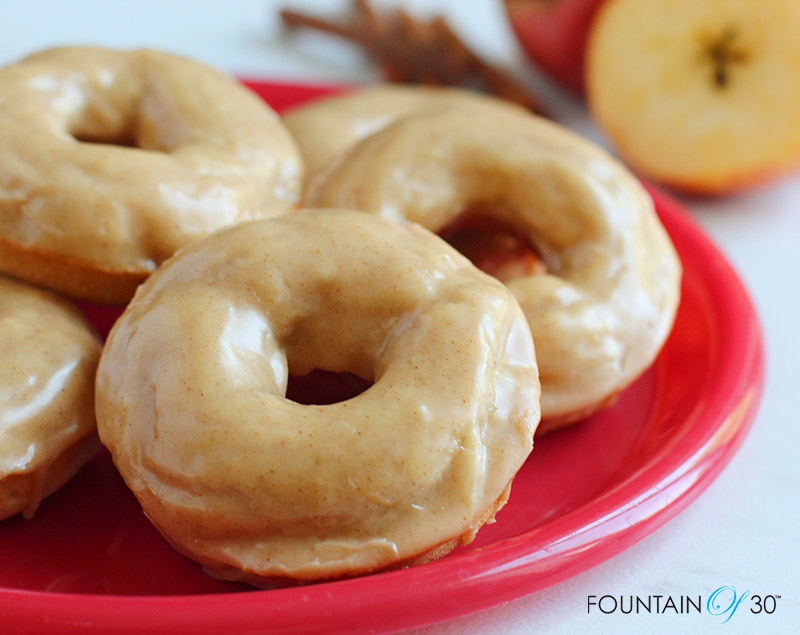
0, 47, 303, 304
283, 84, 526, 189
307, 108, 682, 428
0, 276, 101, 520
96, 210, 540, 583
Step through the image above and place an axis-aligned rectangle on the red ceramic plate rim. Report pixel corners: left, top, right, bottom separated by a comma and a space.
0, 85, 765, 634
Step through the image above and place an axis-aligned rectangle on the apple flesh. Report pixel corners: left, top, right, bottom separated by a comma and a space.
586, 0, 800, 194
504, 0, 606, 93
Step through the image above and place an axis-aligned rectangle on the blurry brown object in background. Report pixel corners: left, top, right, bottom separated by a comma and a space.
280, 0, 545, 115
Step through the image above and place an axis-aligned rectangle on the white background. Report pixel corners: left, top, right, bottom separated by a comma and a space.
2, 1, 798, 633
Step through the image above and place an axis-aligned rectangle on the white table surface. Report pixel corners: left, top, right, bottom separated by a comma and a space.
2, 1, 798, 633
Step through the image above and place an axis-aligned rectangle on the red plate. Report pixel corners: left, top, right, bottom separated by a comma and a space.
0, 82, 764, 634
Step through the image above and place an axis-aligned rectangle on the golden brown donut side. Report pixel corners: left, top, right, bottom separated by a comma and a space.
0, 46, 304, 304
96, 210, 540, 583
0, 276, 101, 520
207, 483, 512, 586
0, 235, 146, 306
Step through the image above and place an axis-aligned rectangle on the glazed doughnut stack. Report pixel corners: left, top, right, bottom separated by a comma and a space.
0, 47, 681, 585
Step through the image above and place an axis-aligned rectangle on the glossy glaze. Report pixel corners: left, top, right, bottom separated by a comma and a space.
0, 276, 100, 520
95, 210, 540, 583
307, 108, 681, 427
282, 85, 526, 186
0, 47, 303, 303
0, 83, 764, 635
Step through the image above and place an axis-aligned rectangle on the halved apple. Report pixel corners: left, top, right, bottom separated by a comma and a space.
586, 0, 800, 193
504, 0, 606, 93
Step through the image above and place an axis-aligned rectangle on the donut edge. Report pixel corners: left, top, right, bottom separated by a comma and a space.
190, 482, 515, 587
0, 432, 100, 521
0, 235, 147, 306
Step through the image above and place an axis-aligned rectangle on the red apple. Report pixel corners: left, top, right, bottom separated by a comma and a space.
503, 0, 606, 93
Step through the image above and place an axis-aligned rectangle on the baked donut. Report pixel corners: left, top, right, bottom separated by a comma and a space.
0, 46, 303, 305
96, 210, 540, 583
282, 84, 526, 186
0, 276, 101, 521
307, 109, 682, 430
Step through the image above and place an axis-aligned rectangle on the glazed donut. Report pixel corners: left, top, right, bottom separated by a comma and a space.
0, 276, 101, 521
96, 210, 540, 583
282, 84, 526, 186
0, 46, 303, 305
307, 109, 682, 430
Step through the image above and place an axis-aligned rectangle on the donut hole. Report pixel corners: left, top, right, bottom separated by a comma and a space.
68, 112, 167, 151
438, 212, 547, 283
285, 369, 373, 406
71, 128, 139, 148
68, 113, 142, 148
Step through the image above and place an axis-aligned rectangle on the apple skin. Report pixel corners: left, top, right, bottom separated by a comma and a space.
504, 0, 606, 93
